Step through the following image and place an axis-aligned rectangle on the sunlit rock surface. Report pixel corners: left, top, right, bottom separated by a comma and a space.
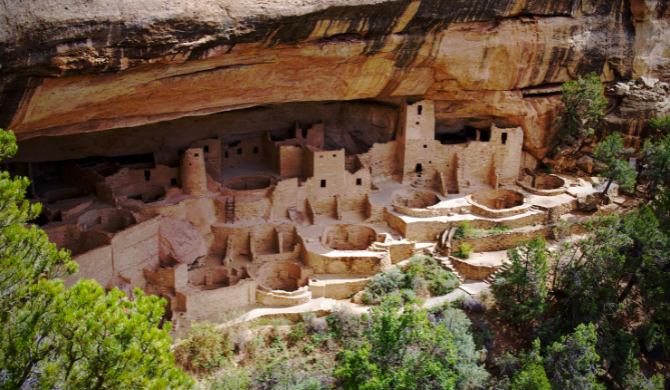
0, 0, 668, 161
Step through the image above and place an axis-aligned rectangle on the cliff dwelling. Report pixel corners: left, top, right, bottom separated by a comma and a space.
3, 97, 630, 328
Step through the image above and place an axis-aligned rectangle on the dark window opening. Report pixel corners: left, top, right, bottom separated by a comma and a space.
356, 178, 362, 186
321, 180, 326, 188
171, 178, 177, 186
480, 129, 491, 142
225, 151, 229, 158
194, 153, 199, 157
423, 145, 427, 148
332, 154, 336, 157
416, 122, 420, 125
415, 163, 422, 173
178, 150, 184, 156
144, 170, 151, 181
302, 128, 308, 138
204, 145, 209, 153
9, 163, 15, 172
237, 148, 242, 155
501, 133, 508, 144
254, 146, 259, 154
418, 105, 423, 115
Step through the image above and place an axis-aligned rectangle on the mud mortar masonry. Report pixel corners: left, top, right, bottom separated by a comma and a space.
0, 0, 666, 326
5, 97, 628, 328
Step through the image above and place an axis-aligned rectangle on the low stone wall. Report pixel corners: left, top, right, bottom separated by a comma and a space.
517, 178, 568, 196
397, 212, 546, 242
253, 244, 302, 263
303, 247, 389, 275
468, 194, 532, 218
256, 287, 312, 307
392, 204, 472, 218
389, 242, 415, 264
309, 277, 371, 299
451, 226, 554, 253
178, 279, 257, 321
450, 257, 500, 280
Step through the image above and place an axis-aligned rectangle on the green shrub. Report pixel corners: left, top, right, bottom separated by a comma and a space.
288, 322, 308, 345
174, 320, 233, 373
487, 226, 512, 235
454, 243, 474, 259
362, 256, 460, 304
453, 221, 477, 239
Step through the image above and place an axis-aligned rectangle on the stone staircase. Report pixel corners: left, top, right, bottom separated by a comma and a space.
435, 255, 465, 283
483, 262, 510, 285
367, 242, 391, 252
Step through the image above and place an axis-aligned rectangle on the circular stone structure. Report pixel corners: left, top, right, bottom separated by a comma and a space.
221, 175, 277, 197
517, 174, 568, 196
117, 183, 167, 203
391, 188, 440, 209
77, 208, 137, 233
321, 224, 377, 251
256, 261, 304, 292
468, 189, 530, 218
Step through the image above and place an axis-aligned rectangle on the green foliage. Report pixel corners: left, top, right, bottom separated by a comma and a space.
488, 226, 512, 235
0, 129, 192, 389
594, 132, 636, 193
511, 364, 551, 390
334, 296, 458, 390
362, 256, 460, 304
174, 320, 234, 373
558, 72, 608, 145
545, 323, 604, 390
454, 243, 473, 259
491, 236, 549, 325
438, 308, 490, 389
640, 133, 670, 202
649, 116, 670, 134
453, 221, 477, 240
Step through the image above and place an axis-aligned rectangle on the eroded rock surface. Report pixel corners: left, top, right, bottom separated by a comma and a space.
0, 0, 668, 163
159, 217, 207, 266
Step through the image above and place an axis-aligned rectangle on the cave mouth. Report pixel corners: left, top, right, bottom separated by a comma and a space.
391, 188, 440, 209
322, 224, 377, 251
471, 189, 525, 210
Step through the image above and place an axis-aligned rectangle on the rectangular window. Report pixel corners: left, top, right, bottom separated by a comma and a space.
237, 148, 242, 155
501, 133, 508, 145
320, 180, 326, 188
9, 163, 15, 172
171, 178, 177, 186
225, 151, 229, 158
144, 170, 151, 181
356, 178, 362, 186
204, 145, 209, 153
418, 105, 422, 115
254, 146, 259, 154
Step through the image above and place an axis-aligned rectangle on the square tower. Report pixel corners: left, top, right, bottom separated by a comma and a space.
397, 99, 435, 142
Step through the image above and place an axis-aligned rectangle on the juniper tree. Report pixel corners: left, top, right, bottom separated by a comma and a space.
593, 132, 636, 194
491, 236, 549, 326
558, 72, 608, 151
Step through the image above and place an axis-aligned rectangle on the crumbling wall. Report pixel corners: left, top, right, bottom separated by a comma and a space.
221, 137, 263, 169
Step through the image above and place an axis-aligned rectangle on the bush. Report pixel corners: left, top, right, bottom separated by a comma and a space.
362, 256, 461, 304
459, 296, 486, 313
454, 243, 474, 259
174, 321, 233, 373
454, 221, 478, 240
488, 226, 512, 235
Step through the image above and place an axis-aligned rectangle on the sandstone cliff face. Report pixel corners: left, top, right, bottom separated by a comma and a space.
0, 0, 668, 162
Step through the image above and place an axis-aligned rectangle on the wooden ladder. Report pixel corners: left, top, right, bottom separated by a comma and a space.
225, 196, 236, 224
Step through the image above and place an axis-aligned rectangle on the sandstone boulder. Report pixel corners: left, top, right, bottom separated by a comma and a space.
159, 217, 207, 267
577, 155, 594, 173
576, 194, 599, 212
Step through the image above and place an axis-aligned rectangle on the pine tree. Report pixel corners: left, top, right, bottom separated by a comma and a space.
0, 129, 192, 389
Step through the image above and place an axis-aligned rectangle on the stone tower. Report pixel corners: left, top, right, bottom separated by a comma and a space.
181, 148, 207, 196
